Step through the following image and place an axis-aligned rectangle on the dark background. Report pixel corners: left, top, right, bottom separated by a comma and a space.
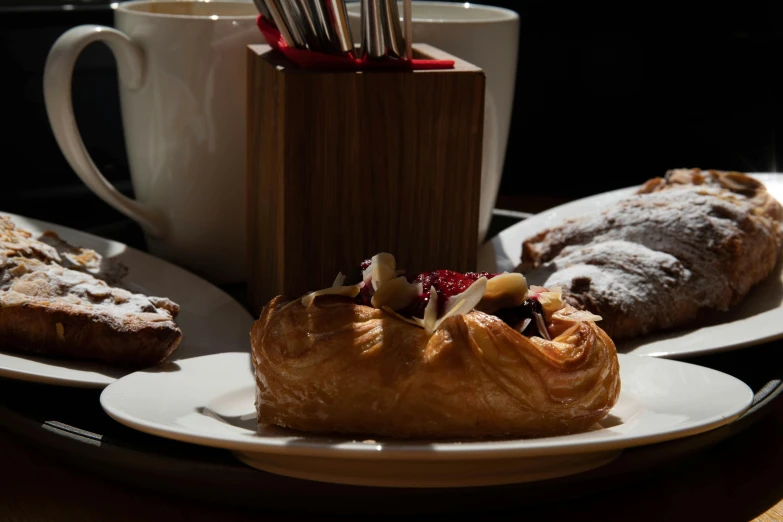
1, 0, 783, 229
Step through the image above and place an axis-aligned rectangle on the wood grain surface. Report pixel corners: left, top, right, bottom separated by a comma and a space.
247, 45, 485, 313
3, 397, 783, 521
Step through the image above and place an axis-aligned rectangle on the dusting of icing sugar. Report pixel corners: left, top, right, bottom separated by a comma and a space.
529, 187, 768, 297
521, 181, 783, 339
1, 258, 173, 319
1, 216, 176, 321
527, 240, 700, 336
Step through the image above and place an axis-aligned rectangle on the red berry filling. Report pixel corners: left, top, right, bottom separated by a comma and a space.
350, 259, 547, 338
398, 270, 497, 318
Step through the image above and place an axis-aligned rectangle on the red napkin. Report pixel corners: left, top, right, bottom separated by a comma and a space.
257, 15, 454, 71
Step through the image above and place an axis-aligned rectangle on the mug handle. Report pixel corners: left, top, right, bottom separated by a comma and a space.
44, 25, 167, 238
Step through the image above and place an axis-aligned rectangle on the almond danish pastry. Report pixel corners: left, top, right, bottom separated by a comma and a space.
251, 254, 621, 439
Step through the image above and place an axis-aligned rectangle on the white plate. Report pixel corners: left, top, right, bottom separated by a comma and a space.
0, 212, 254, 388
478, 173, 783, 359
100, 352, 753, 488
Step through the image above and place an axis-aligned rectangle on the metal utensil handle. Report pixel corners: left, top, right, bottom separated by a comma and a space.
292, 0, 324, 50
327, 0, 356, 56
265, 0, 305, 48
253, 0, 274, 24
361, 0, 385, 59
280, 0, 310, 48
271, 0, 308, 48
309, 0, 340, 52
382, 0, 405, 59
403, 0, 412, 60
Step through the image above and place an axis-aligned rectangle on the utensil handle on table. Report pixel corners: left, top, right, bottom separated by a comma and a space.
43, 25, 167, 238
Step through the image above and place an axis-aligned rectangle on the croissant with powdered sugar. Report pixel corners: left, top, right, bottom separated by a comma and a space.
519, 169, 783, 341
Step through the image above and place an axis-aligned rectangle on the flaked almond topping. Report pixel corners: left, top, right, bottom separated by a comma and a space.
534, 311, 551, 341
529, 285, 562, 296
136, 312, 172, 323
719, 173, 755, 192
290, 254, 582, 337
551, 307, 603, 323
414, 286, 440, 332
529, 286, 564, 315
372, 263, 396, 291
301, 285, 361, 307
362, 253, 396, 287
284, 254, 396, 312
8, 261, 29, 278
332, 272, 347, 288
518, 317, 532, 333
485, 272, 528, 299
85, 285, 112, 299
113, 291, 130, 305
414, 277, 488, 334
370, 255, 396, 291
371, 276, 421, 311
63, 250, 99, 268
553, 323, 581, 341
441, 276, 487, 322
433, 278, 487, 330
382, 306, 422, 328
476, 272, 527, 313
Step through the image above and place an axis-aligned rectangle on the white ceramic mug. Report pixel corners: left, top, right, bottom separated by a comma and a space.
44, 0, 261, 283
348, 1, 519, 243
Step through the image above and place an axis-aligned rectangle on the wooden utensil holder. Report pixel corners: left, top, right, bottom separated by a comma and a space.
247, 44, 485, 314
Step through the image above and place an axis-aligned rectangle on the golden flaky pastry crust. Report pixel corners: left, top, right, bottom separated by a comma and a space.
251, 295, 621, 439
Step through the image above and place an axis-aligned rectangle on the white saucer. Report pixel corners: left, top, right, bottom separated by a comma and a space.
0, 212, 254, 388
100, 352, 753, 488
478, 173, 783, 359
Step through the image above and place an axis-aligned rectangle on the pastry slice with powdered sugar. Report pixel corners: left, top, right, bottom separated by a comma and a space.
0, 215, 181, 367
